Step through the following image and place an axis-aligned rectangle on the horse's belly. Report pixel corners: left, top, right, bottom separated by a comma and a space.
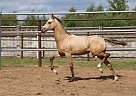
70, 46, 90, 55
72, 50, 90, 55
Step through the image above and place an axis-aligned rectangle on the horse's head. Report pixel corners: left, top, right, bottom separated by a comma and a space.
41, 14, 57, 33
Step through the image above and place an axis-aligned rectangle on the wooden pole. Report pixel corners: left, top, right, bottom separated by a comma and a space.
38, 21, 42, 67
21, 32, 23, 59
0, 20, 1, 70
87, 32, 90, 61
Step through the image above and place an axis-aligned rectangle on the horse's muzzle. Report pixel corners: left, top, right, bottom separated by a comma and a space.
41, 27, 47, 33
41, 30, 45, 33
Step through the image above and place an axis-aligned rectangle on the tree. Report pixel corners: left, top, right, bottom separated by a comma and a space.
96, 4, 104, 11
21, 15, 47, 26
69, 6, 76, 12
128, 7, 136, 26
85, 4, 105, 27
0, 11, 18, 26
86, 4, 95, 12
22, 15, 38, 26
21, 9, 47, 26
62, 6, 77, 27
95, 4, 105, 27
107, 0, 128, 11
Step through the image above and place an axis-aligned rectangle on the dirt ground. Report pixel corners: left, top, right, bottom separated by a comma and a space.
0, 65, 136, 96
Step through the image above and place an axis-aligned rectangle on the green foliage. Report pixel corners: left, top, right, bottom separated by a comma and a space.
62, 1, 135, 27
69, 6, 76, 12
0, 12, 18, 26
21, 15, 46, 26
0, 0, 135, 27
86, 4, 95, 12
62, 6, 78, 27
22, 15, 38, 26
107, 0, 128, 11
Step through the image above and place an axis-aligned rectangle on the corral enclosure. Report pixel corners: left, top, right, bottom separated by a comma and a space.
1, 25, 136, 58
1, 26, 136, 57
0, 11, 136, 96
0, 11, 136, 66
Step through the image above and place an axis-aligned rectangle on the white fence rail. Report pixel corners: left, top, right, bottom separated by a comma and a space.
1, 48, 136, 51
1, 11, 136, 15
2, 29, 136, 34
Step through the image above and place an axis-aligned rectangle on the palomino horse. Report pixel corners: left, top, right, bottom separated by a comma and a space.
41, 14, 127, 81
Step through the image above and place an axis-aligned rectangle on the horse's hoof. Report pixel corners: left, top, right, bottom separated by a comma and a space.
114, 76, 119, 81
97, 63, 102, 68
68, 77, 75, 82
52, 69, 58, 75
55, 79, 60, 82
99, 69, 103, 73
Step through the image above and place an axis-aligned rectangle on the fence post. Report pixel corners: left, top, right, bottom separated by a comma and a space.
21, 33, 23, 59
17, 25, 23, 59
87, 32, 90, 61
17, 25, 24, 59
38, 20, 42, 67
135, 29, 136, 58
0, 19, 1, 70
16, 25, 21, 58
18, 25, 24, 59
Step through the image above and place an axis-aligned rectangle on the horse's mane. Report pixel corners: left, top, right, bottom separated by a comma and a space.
54, 16, 71, 35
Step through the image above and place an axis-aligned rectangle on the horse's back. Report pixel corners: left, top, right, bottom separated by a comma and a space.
65, 35, 90, 49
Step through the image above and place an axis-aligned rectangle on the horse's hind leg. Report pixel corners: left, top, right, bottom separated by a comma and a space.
104, 60, 118, 81
97, 52, 110, 73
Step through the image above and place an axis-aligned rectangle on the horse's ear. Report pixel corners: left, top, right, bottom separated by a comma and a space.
50, 13, 55, 19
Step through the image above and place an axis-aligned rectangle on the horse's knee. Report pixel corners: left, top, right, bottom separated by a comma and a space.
69, 65, 74, 69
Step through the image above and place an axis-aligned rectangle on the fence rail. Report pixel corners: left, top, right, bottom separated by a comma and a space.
1, 48, 136, 51
1, 11, 136, 15
1, 29, 136, 34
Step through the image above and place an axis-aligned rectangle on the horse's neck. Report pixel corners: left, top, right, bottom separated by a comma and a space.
54, 23, 68, 43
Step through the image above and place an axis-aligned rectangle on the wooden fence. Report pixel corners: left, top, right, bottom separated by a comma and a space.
1, 26, 136, 68
0, 11, 136, 68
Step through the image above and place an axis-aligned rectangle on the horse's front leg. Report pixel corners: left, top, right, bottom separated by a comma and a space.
50, 56, 58, 75
65, 53, 75, 82
50, 52, 61, 75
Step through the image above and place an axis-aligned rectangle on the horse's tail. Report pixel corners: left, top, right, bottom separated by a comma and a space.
105, 39, 127, 46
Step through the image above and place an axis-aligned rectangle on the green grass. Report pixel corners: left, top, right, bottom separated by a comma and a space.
110, 60, 136, 68
1, 57, 136, 69
1, 57, 38, 67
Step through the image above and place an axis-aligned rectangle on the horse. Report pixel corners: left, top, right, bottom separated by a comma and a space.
41, 14, 127, 81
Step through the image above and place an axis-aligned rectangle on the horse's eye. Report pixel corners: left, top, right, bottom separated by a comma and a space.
48, 22, 52, 24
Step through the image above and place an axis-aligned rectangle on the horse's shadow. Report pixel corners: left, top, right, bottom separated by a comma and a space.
64, 75, 123, 82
